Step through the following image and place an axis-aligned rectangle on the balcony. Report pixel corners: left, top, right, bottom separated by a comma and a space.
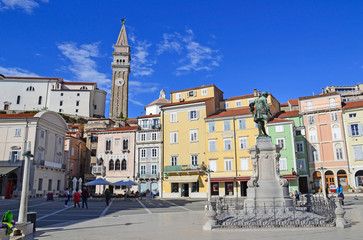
91, 165, 106, 176
137, 173, 159, 179
164, 164, 207, 173
139, 124, 161, 130
36, 160, 65, 169
301, 103, 341, 113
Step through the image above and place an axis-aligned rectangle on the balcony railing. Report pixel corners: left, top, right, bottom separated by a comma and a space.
301, 103, 341, 113
35, 160, 65, 169
164, 164, 207, 173
91, 165, 106, 175
138, 124, 161, 130
137, 173, 159, 179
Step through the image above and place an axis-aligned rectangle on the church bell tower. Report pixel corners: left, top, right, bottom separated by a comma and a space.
110, 19, 130, 119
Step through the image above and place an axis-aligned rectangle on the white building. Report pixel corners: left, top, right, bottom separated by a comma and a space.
0, 75, 106, 118
0, 111, 69, 197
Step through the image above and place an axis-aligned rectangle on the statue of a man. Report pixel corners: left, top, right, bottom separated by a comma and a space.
249, 91, 272, 137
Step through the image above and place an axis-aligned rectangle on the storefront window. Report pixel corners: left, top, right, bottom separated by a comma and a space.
192, 182, 199, 192
171, 183, 179, 193
225, 182, 234, 196
211, 182, 219, 195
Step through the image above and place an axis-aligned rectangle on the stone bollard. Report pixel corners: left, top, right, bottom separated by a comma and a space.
203, 204, 217, 230
335, 197, 348, 228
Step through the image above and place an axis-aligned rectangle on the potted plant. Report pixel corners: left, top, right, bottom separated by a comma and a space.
347, 185, 353, 192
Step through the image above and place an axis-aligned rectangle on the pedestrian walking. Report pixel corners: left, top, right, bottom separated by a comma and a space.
294, 190, 300, 205
337, 184, 344, 205
64, 188, 70, 207
74, 189, 81, 208
105, 188, 111, 206
81, 187, 89, 209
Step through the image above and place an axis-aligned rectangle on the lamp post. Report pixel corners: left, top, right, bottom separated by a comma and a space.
18, 141, 33, 223
316, 163, 328, 201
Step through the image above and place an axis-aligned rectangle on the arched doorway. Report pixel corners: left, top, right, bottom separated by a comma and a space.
354, 170, 363, 187
312, 171, 321, 193
337, 170, 348, 191
325, 170, 335, 192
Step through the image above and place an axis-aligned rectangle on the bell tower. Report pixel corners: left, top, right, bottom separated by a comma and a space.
110, 18, 130, 119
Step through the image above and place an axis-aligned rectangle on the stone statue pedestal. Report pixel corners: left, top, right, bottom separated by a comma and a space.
244, 137, 293, 209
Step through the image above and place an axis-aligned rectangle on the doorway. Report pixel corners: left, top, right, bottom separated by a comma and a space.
240, 181, 248, 197
298, 177, 308, 193
181, 183, 189, 197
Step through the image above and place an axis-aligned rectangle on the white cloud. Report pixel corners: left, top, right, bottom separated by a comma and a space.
0, 0, 47, 14
129, 98, 145, 107
128, 33, 155, 77
157, 29, 222, 75
0, 66, 40, 77
57, 42, 111, 89
129, 80, 158, 94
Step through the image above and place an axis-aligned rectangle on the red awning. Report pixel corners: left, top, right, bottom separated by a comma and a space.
207, 177, 251, 182
283, 174, 297, 180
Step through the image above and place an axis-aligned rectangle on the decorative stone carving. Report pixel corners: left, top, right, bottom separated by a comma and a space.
203, 204, 217, 230
335, 197, 348, 228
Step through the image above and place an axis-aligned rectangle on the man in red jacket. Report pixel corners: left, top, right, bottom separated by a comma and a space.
74, 189, 81, 208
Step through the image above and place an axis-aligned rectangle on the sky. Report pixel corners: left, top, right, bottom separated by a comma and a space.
1, 0, 363, 118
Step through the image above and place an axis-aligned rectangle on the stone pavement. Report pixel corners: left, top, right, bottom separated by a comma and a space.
12, 195, 363, 240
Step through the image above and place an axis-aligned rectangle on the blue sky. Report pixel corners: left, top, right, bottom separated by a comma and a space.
1, 1, 363, 118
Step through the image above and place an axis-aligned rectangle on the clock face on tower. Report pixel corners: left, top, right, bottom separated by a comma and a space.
115, 78, 124, 86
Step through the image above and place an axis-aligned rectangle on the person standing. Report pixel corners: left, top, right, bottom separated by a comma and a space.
81, 187, 89, 209
337, 184, 344, 205
294, 190, 300, 205
105, 188, 111, 206
64, 188, 70, 207
74, 189, 81, 208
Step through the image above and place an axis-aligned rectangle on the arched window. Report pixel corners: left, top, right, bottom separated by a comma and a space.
38, 96, 42, 105
115, 159, 121, 170
98, 158, 104, 165
80, 86, 88, 90
16, 95, 20, 104
26, 86, 34, 91
109, 159, 114, 170
123, 139, 128, 150
121, 159, 127, 170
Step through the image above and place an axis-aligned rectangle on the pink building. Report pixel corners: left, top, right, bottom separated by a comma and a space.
94, 126, 138, 194
299, 93, 349, 192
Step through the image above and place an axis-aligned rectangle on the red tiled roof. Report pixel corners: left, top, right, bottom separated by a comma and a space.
280, 103, 288, 106
146, 98, 170, 107
299, 92, 339, 101
343, 100, 363, 109
206, 107, 251, 119
278, 110, 300, 118
169, 84, 223, 94
0, 113, 37, 118
267, 118, 293, 124
288, 99, 298, 105
138, 114, 160, 119
161, 97, 214, 108
63, 82, 96, 85
68, 124, 82, 128
225, 93, 258, 101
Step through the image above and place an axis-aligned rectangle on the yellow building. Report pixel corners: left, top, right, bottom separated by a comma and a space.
205, 92, 280, 197
342, 100, 363, 189
161, 85, 223, 198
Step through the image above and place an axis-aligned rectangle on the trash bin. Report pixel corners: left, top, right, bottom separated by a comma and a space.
46, 192, 54, 201
27, 212, 36, 232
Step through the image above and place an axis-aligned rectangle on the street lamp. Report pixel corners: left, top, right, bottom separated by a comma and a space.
316, 163, 328, 201
206, 167, 213, 203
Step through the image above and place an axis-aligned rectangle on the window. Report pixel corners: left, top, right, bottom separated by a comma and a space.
152, 133, 157, 140
189, 110, 198, 120
38, 96, 42, 105
353, 145, 363, 160
335, 144, 344, 160
115, 160, 121, 170
175, 93, 182, 100
239, 137, 248, 150
38, 152, 42, 161
59, 109, 62, 113
123, 138, 129, 150
311, 146, 319, 162
307, 101, 312, 111
77, 93, 80, 96
235, 100, 242, 107
140, 165, 146, 175
140, 149, 146, 158
224, 102, 230, 109
14, 128, 21, 137
308, 115, 315, 124
60, 93, 63, 96
57, 180, 61, 191
91, 136, 98, 142
170, 132, 178, 144
209, 139, 216, 152
276, 138, 285, 150
106, 140, 111, 151
9, 151, 20, 162
192, 181, 199, 192
26, 86, 34, 91
238, 119, 246, 130
297, 159, 306, 171
152, 148, 157, 157
76, 100, 80, 106
190, 129, 198, 142
48, 179, 52, 191
60, 101, 63, 106
295, 130, 302, 136
171, 183, 179, 193
142, 120, 148, 128
279, 158, 287, 171
332, 125, 341, 140
109, 159, 114, 170
208, 122, 216, 133
121, 159, 127, 170
224, 120, 231, 131
349, 113, 357, 118
275, 125, 284, 132
350, 124, 362, 136
16, 95, 20, 104
296, 142, 304, 153
71, 147, 75, 156
38, 178, 43, 191
309, 128, 317, 142
209, 160, 217, 172
191, 155, 198, 166
152, 165, 157, 174
201, 88, 208, 96
171, 156, 178, 166
94, 105, 97, 110
70, 163, 74, 172
225, 159, 233, 171
115, 138, 120, 145
75, 109, 79, 113
170, 113, 177, 122
187, 90, 196, 97
58, 137, 62, 145
224, 138, 232, 151
240, 158, 249, 171
248, 99, 255, 105
141, 133, 146, 141
331, 112, 338, 121
329, 98, 336, 108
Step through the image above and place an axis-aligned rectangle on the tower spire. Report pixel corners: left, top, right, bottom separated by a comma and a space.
116, 18, 128, 46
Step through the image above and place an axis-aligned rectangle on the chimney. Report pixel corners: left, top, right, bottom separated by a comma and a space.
254, 88, 257, 96
321, 88, 324, 94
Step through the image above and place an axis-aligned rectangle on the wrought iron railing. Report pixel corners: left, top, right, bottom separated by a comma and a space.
91, 165, 106, 175
164, 164, 207, 172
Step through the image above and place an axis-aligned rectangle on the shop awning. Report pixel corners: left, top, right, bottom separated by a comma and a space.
283, 174, 297, 180
0, 167, 18, 176
167, 175, 200, 183
207, 177, 251, 182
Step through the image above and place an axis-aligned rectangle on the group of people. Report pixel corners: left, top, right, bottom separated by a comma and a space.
64, 187, 90, 209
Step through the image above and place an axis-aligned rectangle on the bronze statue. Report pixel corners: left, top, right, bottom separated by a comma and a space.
249, 91, 272, 137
